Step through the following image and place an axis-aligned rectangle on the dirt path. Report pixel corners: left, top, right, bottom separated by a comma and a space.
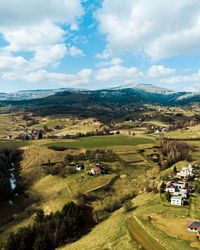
127, 215, 167, 250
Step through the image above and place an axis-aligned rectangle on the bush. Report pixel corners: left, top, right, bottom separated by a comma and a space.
124, 200, 132, 212
50, 163, 65, 176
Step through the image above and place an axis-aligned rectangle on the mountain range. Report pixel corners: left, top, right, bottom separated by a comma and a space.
0, 84, 199, 106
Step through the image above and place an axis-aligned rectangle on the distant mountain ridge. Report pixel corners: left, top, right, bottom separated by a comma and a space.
0, 88, 84, 101
111, 83, 176, 95
0, 84, 200, 106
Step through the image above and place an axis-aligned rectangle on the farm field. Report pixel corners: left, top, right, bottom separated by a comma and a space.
44, 135, 155, 149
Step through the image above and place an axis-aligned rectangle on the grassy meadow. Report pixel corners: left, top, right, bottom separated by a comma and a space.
44, 135, 155, 149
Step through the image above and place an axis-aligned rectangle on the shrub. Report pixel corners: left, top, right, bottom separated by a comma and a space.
124, 200, 132, 212
50, 163, 65, 176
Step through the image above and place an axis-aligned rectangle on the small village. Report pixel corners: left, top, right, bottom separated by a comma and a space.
163, 163, 200, 238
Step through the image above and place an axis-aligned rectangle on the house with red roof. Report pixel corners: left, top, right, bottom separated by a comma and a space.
165, 181, 188, 198
91, 167, 101, 175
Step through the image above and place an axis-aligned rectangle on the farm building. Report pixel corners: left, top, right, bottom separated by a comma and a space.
177, 164, 194, 178
91, 167, 101, 175
171, 196, 184, 206
68, 163, 84, 171
187, 221, 200, 234
165, 181, 188, 198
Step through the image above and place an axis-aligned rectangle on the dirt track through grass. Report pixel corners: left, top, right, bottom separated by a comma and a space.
127, 216, 166, 250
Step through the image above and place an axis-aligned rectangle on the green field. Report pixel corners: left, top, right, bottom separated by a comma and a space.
0, 140, 30, 148
44, 135, 155, 149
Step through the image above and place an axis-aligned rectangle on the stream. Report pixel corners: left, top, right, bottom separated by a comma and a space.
9, 162, 17, 205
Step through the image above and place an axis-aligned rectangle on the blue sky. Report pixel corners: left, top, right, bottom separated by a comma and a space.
0, 0, 200, 92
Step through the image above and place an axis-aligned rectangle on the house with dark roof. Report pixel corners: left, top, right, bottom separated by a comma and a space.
187, 221, 200, 234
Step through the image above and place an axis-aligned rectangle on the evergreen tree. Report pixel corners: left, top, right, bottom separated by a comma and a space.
165, 191, 171, 202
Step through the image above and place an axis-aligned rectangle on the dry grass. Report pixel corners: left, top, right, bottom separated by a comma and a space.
60, 207, 137, 250
150, 213, 197, 241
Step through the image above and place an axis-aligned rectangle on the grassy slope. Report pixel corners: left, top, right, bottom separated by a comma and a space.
61, 193, 200, 250
44, 135, 155, 149
60, 207, 137, 250
127, 216, 165, 250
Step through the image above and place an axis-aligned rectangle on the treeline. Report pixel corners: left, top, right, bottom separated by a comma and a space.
64, 149, 120, 164
160, 139, 192, 167
166, 118, 198, 132
47, 127, 113, 140
0, 148, 22, 202
5, 202, 94, 250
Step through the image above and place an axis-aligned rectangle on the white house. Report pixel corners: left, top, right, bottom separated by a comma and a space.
181, 188, 188, 198
165, 181, 188, 199
177, 164, 194, 178
165, 182, 175, 193
91, 167, 101, 175
171, 196, 184, 206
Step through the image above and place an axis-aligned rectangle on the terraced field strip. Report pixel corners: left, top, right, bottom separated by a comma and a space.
44, 135, 155, 149
127, 215, 167, 250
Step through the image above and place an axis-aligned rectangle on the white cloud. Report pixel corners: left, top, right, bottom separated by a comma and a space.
0, 53, 28, 72
0, 0, 85, 84
31, 44, 68, 69
95, 65, 144, 83
147, 65, 176, 78
0, 0, 83, 30
96, 0, 200, 61
69, 46, 85, 57
3, 68, 92, 87
3, 21, 66, 52
96, 58, 123, 67
160, 69, 200, 84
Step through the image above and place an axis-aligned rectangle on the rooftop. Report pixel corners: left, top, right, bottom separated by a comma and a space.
187, 221, 200, 229
92, 167, 100, 172
171, 196, 183, 200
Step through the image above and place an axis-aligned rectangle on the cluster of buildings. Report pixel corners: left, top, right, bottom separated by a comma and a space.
176, 164, 194, 179
165, 181, 189, 206
67, 162, 104, 175
67, 163, 84, 171
149, 126, 166, 134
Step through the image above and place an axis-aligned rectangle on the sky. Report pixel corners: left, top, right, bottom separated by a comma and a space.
1, 0, 200, 92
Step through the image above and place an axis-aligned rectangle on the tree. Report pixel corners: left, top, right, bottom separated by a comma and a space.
173, 166, 177, 174
33, 234, 48, 250
160, 182, 165, 193
124, 200, 132, 212
165, 191, 171, 202
25, 134, 30, 141
38, 131, 43, 140
195, 184, 200, 194
35, 209, 44, 224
